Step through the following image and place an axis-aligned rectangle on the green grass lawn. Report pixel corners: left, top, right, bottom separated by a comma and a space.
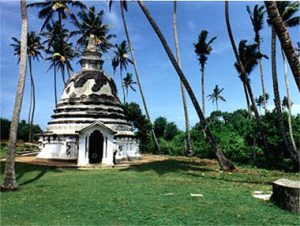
1, 156, 299, 225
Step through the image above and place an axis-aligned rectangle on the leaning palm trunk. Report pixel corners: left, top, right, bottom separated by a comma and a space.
243, 82, 252, 118
201, 68, 205, 116
282, 50, 297, 150
173, 1, 192, 154
28, 57, 35, 142
265, 1, 300, 91
225, 1, 270, 156
120, 4, 161, 153
271, 29, 299, 167
257, 43, 267, 113
138, 0, 235, 171
1, 0, 28, 192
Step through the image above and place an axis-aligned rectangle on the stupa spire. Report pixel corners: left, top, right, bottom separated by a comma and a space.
80, 34, 103, 70
86, 34, 97, 52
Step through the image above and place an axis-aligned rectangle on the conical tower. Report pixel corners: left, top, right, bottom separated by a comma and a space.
38, 35, 140, 165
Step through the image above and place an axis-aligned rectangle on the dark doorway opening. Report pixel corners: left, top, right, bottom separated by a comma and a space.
89, 130, 103, 164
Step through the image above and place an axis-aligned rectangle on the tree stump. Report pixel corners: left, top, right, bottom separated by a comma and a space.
271, 178, 300, 213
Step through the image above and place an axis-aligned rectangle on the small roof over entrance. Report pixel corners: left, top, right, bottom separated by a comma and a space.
76, 121, 117, 135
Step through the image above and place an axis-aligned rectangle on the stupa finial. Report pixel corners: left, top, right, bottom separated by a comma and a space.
86, 34, 97, 52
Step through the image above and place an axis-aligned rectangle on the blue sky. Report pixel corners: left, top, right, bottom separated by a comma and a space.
1, 0, 300, 130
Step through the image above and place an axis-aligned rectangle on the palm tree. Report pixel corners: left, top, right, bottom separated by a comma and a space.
194, 30, 217, 117
276, 1, 299, 152
123, 73, 136, 102
255, 93, 269, 115
282, 96, 293, 111
41, 21, 70, 51
266, 1, 299, 164
109, 0, 161, 153
71, 6, 115, 53
234, 40, 268, 117
45, 38, 78, 106
225, 1, 270, 157
265, 1, 300, 91
173, 1, 192, 156
27, 0, 86, 31
207, 85, 226, 111
1, 0, 28, 192
112, 40, 133, 104
247, 4, 268, 113
11, 32, 43, 142
137, 0, 234, 171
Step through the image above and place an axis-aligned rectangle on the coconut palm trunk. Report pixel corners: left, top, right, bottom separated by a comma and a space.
257, 44, 267, 113
1, 0, 28, 192
271, 29, 299, 167
28, 56, 35, 142
243, 82, 252, 118
120, 4, 161, 153
54, 64, 58, 106
201, 68, 205, 116
173, 1, 192, 154
265, 1, 300, 91
225, 1, 270, 156
120, 67, 126, 104
138, 0, 234, 171
282, 50, 297, 150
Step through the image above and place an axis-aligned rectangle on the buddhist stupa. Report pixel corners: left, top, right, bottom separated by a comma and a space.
37, 35, 140, 165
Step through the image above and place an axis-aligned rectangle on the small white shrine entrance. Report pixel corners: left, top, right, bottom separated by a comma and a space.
77, 122, 116, 166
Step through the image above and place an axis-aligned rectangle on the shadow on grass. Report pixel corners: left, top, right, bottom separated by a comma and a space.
1, 162, 62, 187
185, 171, 271, 185
122, 158, 272, 186
121, 159, 216, 175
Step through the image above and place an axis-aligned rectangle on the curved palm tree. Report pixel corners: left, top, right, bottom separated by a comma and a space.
1, 0, 28, 192
112, 40, 133, 104
207, 85, 226, 111
225, 1, 270, 157
137, 0, 234, 171
265, 1, 300, 91
247, 4, 268, 113
71, 6, 116, 53
194, 30, 217, 117
266, 1, 299, 162
277, 1, 299, 151
27, 0, 86, 31
123, 73, 136, 102
173, 1, 192, 155
109, 0, 161, 153
11, 32, 43, 142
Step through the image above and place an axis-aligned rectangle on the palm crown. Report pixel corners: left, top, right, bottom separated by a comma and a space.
247, 4, 265, 43
112, 40, 133, 74
71, 6, 116, 53
11, 31, 43, 62
27, 0, 86, 30
234, 40, 268, 79
194, 30, 217, 70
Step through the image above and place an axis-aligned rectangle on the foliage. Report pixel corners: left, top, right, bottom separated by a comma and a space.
0, 118, 42, 142
123, 103, 152, 153
194, 30, 217, 70
71, 6, 116, 53
153, 117, 168, 138
1, 159, 299, 225
164, 122, 179, 141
